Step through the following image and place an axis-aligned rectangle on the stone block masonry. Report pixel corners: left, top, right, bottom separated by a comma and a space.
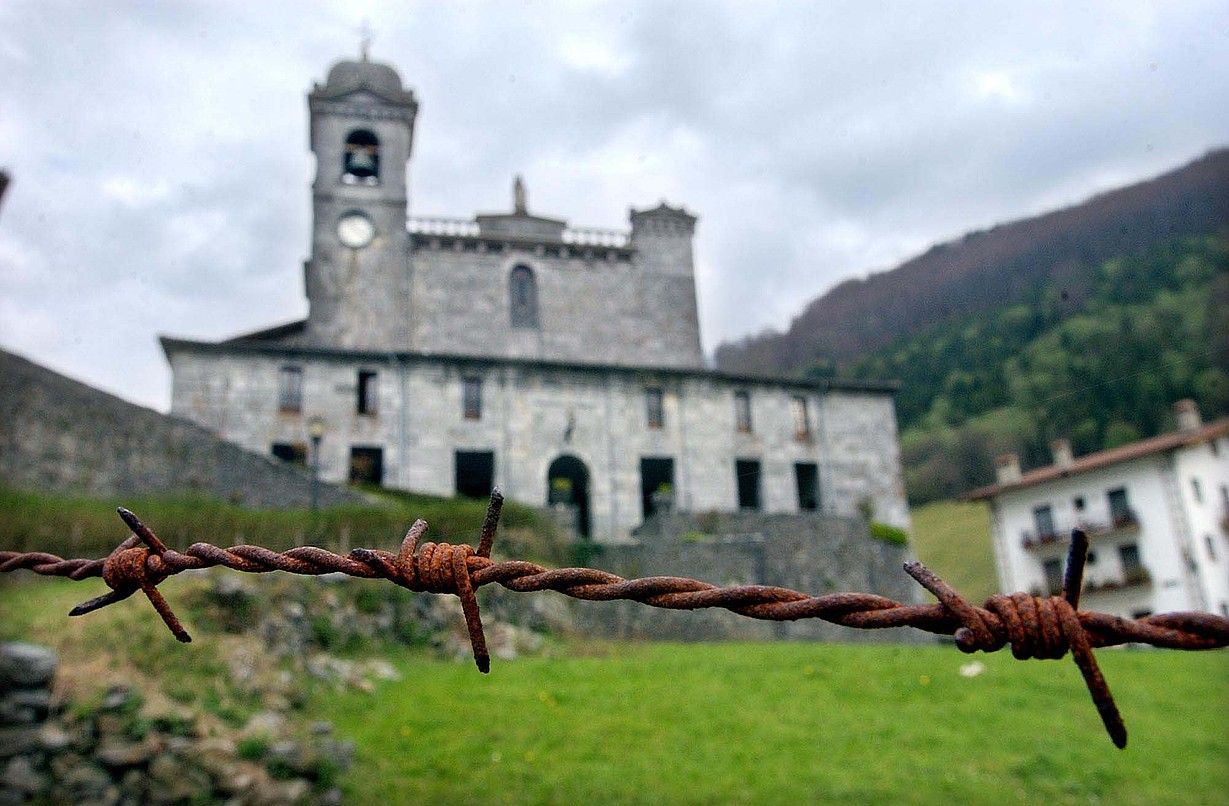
579, 510, 923, 641
164, 341, 909, 542
0, 348, 360, 509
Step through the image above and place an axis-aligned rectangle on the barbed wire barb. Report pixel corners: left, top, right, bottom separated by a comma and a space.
3, 489, 1228, 748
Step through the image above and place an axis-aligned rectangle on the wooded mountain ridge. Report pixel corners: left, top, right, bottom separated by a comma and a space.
714, 148, 1229, 376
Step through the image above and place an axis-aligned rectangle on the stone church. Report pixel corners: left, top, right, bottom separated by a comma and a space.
161, 54, 910, 543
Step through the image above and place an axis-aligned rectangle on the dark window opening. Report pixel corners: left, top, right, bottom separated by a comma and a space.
1131, 609, 1154, 620
795, 462, 819, 512
343, 129, 380, 183
463, 377, 482, 420
548, 455, 591, 538
1118, 543, 1142, 575
1032, 505, 1056, 540
1206, 534, 1217, 562
348, 446, 384, 486
455, 451, 495, 499
1042, 558, 1064, 596
509, 265, 539, 328
734, 391, 752, 433
645, 387, 664, 429
1191, 478, 1204, 504
736, 459, 762, 511
1086, 551, 1098, 565
278, 366, 303, 413
357, 370, 378, 415
1107, 487, 1131, 525
639, 457, 675, 519
1073, 496, 1085, 511
271, 442, 307, 467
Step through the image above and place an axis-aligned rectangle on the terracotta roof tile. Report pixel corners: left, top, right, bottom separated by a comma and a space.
965, 418, 1229, 500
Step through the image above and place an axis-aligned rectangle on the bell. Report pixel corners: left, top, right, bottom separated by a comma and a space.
345, 148, 378, 178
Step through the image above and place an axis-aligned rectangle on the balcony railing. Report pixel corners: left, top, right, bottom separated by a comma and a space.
561, 226, 630, 248
1031, 566, 1151, 597
408, 217, 631, 248
1021, 509, 1139, 550
407, 216, 481, 237
1083, 567, 1152, 594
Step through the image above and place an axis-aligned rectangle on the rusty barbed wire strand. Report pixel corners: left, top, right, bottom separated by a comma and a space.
3, 489, 1228, 749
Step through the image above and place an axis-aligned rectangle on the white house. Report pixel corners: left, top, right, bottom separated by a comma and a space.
967, 401, 1229, 619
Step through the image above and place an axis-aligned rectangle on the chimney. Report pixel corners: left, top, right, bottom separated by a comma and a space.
995, 453, 1022, 484
1174, 399, 1202, 432
1050, 438, 1074, 469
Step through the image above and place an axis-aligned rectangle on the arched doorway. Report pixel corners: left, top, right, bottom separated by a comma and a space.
547, 455, 590, 539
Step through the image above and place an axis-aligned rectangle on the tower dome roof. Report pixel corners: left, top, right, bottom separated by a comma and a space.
326, 59, 401, 92
312, 58, 416, 106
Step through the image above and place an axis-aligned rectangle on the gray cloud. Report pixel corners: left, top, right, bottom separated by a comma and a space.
1, 1, 1226, 409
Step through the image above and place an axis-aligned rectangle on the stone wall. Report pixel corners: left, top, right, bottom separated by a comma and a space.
0, 349, 360, 509
574, 510, 924, 641
0, 640, 354, 805
405, 229, 704, 370
166, 344, 909, 541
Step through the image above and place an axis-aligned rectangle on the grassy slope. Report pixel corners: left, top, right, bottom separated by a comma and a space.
319, 643, 1228, 805
0, 484, 570, 567
4, 578, 1226, 805
910, 500, 998, 602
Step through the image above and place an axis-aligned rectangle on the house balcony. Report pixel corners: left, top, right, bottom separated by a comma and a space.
1020, 509, 1140, 550
1082, 567, 1152, 595
1031, 566, 1151, 597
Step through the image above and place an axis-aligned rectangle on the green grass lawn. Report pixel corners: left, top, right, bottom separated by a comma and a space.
2, 577, 1227, 804
317, 642, 1228, 805
910, 499, 998, 603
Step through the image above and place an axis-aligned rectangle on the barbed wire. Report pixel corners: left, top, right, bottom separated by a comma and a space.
3, 490, 1227, 749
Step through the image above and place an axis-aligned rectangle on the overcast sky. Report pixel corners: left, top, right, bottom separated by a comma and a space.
1, 1, 1227, 411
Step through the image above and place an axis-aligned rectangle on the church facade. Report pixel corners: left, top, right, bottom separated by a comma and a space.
162, 55, 910, 542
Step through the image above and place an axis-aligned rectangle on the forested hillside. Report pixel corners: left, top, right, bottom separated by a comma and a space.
713, 149, 1229, 504
714, 148, 1229, 375
881, 235, 1228, 502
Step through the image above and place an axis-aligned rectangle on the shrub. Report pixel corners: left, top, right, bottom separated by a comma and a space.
236, 735, 270, 761
869, 522, 910, 546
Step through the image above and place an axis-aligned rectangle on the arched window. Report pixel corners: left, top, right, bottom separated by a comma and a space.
343, 129, 380, 184
509, 265, 539, 328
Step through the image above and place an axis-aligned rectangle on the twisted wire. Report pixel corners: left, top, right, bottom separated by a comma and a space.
3, 492, 1228, 749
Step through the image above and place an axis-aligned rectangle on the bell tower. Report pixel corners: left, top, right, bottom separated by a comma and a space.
304, 53, 418, 349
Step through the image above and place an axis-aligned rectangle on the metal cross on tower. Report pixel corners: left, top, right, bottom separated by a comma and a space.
358, 19, 374, 62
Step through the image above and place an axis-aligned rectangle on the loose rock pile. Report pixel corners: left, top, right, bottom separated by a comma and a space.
196, 570, 559, 671
0, 642, 352, 805
1, 570, 566, 803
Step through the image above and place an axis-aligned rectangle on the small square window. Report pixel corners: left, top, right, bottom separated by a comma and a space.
1073, 496, 1085, 511
645, 387, 664, 429
734, 391, 752, 433
463, 377, 482, 420
278, 366, 303, 413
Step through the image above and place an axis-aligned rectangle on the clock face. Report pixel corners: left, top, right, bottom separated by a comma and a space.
337, 212, 375, 249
